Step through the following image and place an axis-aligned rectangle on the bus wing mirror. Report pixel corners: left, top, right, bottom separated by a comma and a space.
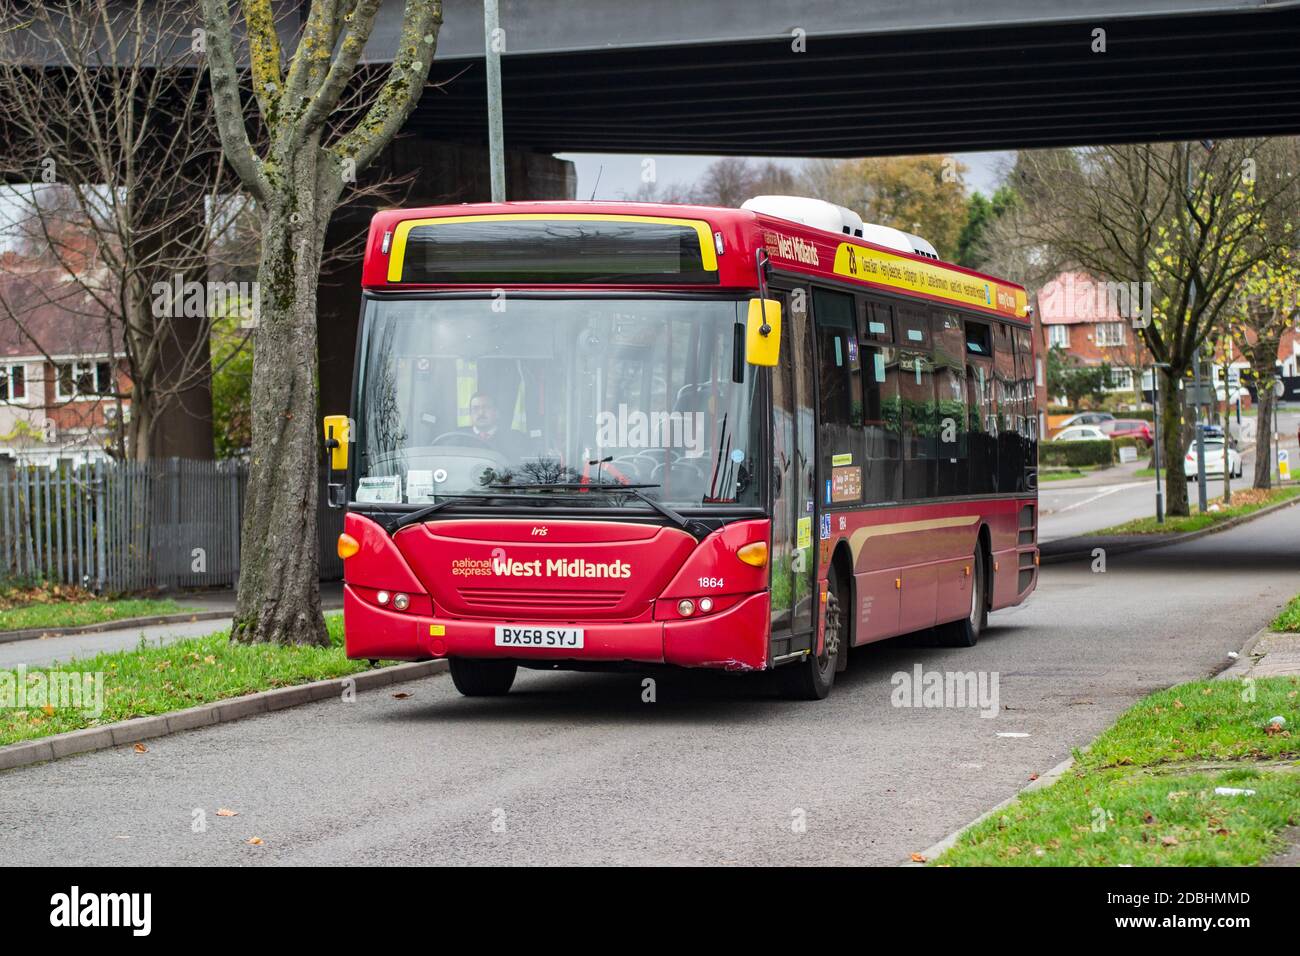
323, 414, 350, 472
745, 298, 781, 367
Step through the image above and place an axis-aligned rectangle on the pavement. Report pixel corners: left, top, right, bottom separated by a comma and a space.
0, 582, 343, 670
4, 499, 1299, 865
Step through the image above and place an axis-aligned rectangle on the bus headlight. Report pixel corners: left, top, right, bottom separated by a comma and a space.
677, 599, 695, 617
393, 593, 410, 611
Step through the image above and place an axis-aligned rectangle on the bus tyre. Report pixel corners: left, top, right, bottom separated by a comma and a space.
778, 579, 842, 701
937, 549, 986, 648
449, 658, 517, 697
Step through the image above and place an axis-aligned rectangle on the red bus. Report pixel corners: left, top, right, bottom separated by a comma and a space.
326, 199, 1039, 700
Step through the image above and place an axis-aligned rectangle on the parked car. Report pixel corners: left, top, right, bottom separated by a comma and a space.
1099, 418, 1154, 447
1052, 425, 1110, 442
1184, 439, 1242, 479
1057, 412, 1115, 429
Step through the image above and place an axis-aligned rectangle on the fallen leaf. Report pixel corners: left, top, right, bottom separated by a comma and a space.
909, 852, 926, 863
1161, 835, 1179, 846
204, 655, 216, 664
247, 837, 264, 846
41, 704, 54, 716
1028, 773, 1039, 781
1143, 812, 1157, 824
1172, 699, 1185, 709
392, 692, 412, 700
133, 743, 148, 754
216, 808, 238, 817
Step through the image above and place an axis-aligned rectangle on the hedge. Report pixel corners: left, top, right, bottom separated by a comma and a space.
1040, 440, 1115, 467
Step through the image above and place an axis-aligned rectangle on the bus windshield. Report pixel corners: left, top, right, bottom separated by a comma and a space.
354, 296, 761, 510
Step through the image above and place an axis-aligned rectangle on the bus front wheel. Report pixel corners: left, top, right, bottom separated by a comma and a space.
449, 658, 518, 697
778, 578, 843, 701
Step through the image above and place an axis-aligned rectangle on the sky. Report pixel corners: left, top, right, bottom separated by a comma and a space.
558, 150, 1014, 202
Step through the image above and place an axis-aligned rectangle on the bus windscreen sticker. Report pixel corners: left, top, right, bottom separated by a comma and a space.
819, 514, 831, 540
356, 476, 402, 503
797, 516, 812, 550
831, 466, 863, 503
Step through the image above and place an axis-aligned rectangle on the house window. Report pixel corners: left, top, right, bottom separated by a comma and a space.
1107, 367, 1135, 391
1096, 322, 1126, 347
54, 361, 113, 400
0, 364, 26, 402
1047, 325, 1070, 348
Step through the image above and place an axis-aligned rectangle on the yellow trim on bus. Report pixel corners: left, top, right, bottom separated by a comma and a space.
386, 213, 719, 283
832, 242, 1028, 318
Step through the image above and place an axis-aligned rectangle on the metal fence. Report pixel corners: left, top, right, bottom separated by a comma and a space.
0, 459, 343, 592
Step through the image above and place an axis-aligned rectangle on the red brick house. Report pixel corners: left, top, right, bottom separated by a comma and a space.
0, 255, 131, 466
1036, 271, 1153, 401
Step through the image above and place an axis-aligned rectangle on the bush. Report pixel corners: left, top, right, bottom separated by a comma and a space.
1040, 440, 1115, 467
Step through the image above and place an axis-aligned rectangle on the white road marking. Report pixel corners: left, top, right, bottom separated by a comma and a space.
1052, 484, 1131, 515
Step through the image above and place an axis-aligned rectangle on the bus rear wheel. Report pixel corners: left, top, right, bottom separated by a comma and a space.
778, 578, 843, 701
449, 658, 517, 697
936, 548, 986, 648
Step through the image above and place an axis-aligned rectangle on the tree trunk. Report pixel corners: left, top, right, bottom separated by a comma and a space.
1160, 366, 1190, 516
1254, 386, 1274, 490
231, 152, 329, 646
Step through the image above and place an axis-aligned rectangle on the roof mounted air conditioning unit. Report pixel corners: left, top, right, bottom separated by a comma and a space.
744, 195, 939, 259
741, 196, 864, 237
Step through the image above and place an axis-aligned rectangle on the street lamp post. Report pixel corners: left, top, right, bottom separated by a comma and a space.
1150, 362, 1170, 523
484, 0, 505, 202
1193, 349, 1209, 512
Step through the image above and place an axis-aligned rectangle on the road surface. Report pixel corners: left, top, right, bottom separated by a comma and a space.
1039, 407, 1297, 541
4, 499, 1299, 866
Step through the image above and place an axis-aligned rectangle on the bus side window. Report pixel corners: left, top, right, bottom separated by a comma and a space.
993, 322, 1019, 492
933, 309, 967, 497
897, 305, 935, 500
965, 316, 997, 496
812, 288, 860, 426
813, 287, 866, 507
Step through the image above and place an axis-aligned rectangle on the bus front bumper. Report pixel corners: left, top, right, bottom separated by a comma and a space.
343, 584, 771, 671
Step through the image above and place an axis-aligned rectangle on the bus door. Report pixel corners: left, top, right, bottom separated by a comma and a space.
769, 286, 818, 662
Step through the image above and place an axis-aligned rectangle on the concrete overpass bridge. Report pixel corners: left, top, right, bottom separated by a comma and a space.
403, 0, 1300, 155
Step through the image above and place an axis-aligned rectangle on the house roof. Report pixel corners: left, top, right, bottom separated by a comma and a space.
1036, 271, 1128, 326
0, 256, 121, 360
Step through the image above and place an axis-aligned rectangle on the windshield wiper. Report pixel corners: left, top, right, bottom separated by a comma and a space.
489, 482, 709, 536
383, 492, 556, 532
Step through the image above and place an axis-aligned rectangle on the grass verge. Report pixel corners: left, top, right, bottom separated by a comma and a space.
1039, 469, 1086, 482
0, 613, 370, 747
0, 597, 189, 634
938, 677, 1300, 866
1273, 593, 1300, 633
1086, 485, 1300, 536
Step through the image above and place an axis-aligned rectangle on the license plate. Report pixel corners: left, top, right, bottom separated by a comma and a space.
494, 625, 584, 649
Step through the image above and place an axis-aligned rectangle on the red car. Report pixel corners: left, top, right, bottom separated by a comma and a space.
1099, 419, 1154, 447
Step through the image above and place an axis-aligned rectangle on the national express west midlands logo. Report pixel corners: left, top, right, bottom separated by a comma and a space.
451, 554, 632, 579
763, 230, 820, 266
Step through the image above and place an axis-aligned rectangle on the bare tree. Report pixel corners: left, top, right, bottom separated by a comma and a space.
199, 0, 443, 645
0, 0, 252, 460
1006, 141, 1300, 515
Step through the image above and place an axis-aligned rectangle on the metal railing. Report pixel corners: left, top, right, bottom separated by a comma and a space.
0, 459, 343, 591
